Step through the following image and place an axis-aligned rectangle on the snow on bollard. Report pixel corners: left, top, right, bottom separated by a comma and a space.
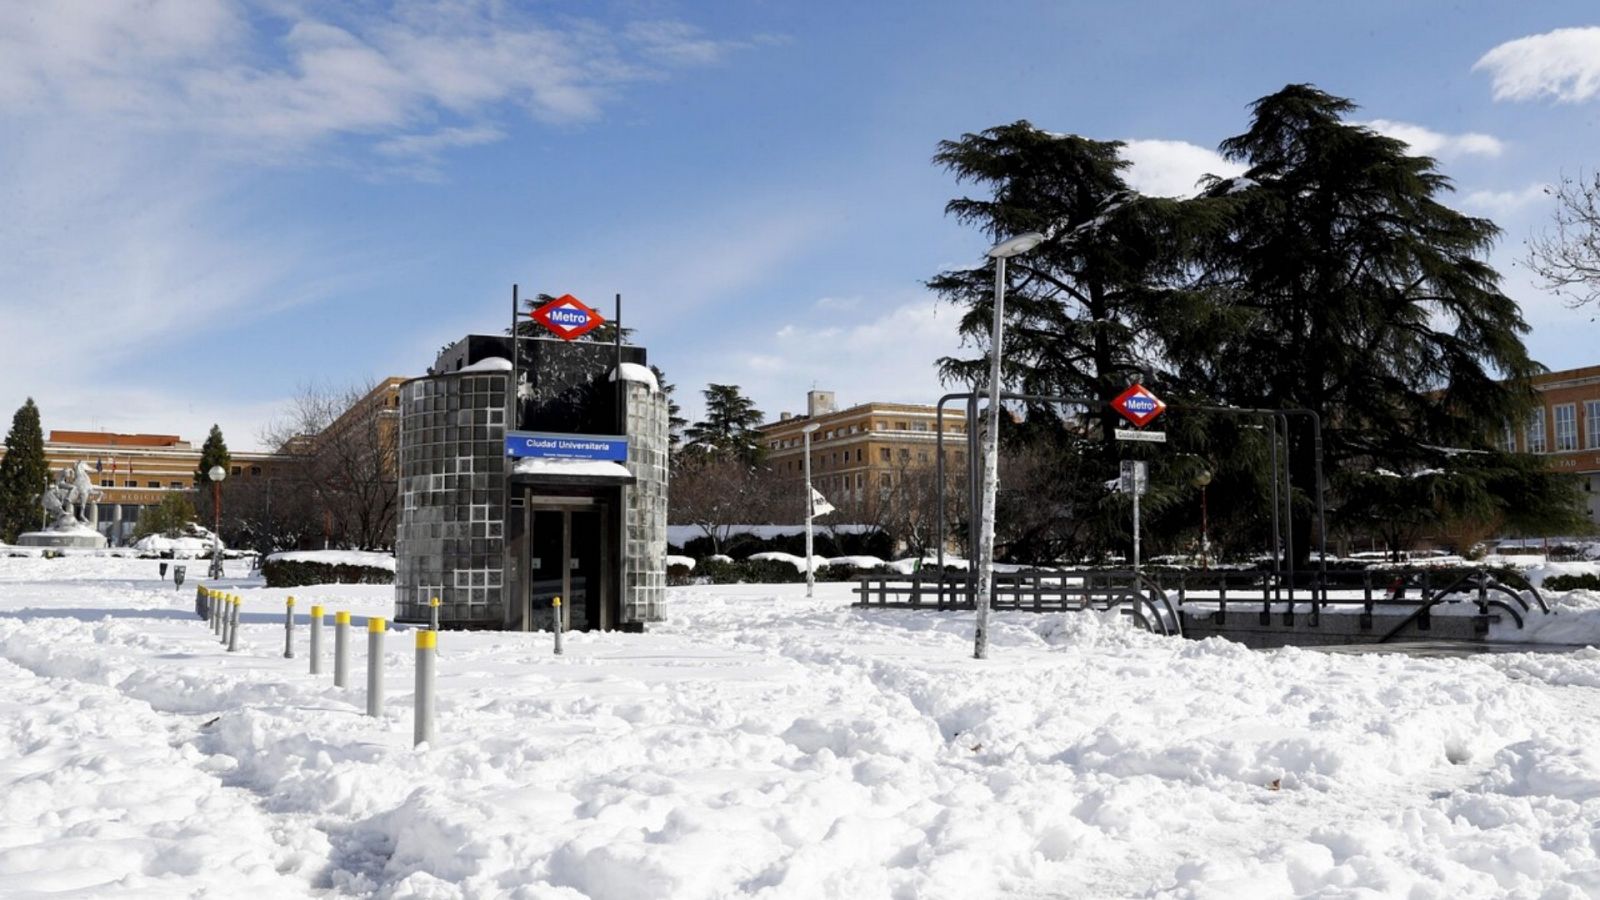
310, 605, 324, 675
414, 629, 436, 747
227, 596, 241, 653
553, 595, 564, 656
283, 596, 295, 659
334, 611, 351, 688
366, 617, 386, 718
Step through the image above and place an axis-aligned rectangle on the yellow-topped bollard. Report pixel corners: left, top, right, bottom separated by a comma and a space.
415, 629, 436, 747
366, 617, 386, 717
309, 604, 325, 674
226, 595, 241, 652
283, 595, 296, 660
429, 595, 441, 632
334, 610, 351, 688
552, 596, 564, 656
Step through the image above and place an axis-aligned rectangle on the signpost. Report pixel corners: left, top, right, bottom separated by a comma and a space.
1112, 384, 1164, 577
531, 294, 606, 341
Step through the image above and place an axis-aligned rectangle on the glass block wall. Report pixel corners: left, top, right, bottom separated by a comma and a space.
395, 372, 508, 626
622, 377, 669, 624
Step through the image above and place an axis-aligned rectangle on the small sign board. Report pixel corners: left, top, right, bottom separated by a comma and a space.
1111, 383, 1167, 428
1114, 429, 1167, 443
531, 294, 606, 341
505, 431, 628, 461
1119, 460, 1148, 495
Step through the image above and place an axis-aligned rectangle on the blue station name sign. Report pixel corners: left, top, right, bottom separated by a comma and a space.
505, 431, 629, 461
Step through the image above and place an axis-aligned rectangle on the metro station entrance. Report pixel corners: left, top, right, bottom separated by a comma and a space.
508, 484, 626, 632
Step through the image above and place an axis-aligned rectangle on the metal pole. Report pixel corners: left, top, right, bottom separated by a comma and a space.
334, 611, 350, 688
1268, 415, 1282, 600
211, 479, 222, 580
310, 604, 323, 674
415, 630, 436, 747
974, 254, 1006, 660
615, 293, 623, 433
1279, 413, 1295, 604
283, 596, 295, 659
366, 617, 385, 717
552, 596, 564, 656
1132, 468, 1142, 575
227, 596, 240, 652
804, 428, 814, 599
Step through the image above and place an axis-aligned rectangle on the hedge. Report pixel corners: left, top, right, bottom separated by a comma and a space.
261, 558, 394, 588
1544, 573, 1600, 592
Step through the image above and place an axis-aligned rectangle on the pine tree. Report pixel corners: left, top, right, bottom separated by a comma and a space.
0, 398, 49, 542
685, 384, 764, 463
195, 425, 231, 486
651, 365, 688, 451
1184, 84, 1577, 560
928, 122, 1217, 559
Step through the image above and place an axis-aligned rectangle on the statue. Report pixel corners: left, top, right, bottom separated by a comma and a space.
21, 462, 108, 548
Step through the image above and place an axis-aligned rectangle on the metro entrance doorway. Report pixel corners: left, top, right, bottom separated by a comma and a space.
511, 493, 621, 632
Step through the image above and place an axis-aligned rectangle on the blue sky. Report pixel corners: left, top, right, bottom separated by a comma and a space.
3, 1, 1598, 449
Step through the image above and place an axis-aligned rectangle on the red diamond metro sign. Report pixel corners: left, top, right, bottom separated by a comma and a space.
531, 294, 606, 341
1111, 383, 1167, 428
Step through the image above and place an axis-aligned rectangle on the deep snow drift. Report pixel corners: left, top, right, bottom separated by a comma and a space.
4, 557, 1600, 898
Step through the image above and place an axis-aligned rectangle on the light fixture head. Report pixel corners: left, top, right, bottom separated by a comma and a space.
801, 423, 821, 434
208, 465, 227, 482
987, 232, 1046, 259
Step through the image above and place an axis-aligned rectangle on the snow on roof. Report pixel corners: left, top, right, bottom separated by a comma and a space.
609, 362, 659, 392
512, 458, 633, 479
462, 357, 513, 372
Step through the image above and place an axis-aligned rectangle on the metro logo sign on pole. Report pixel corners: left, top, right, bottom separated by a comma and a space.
1111, 383, 1167, 428
531, 294, 606, 341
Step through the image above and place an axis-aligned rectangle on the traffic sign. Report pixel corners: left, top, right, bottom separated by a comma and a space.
531, 294, 606, 341
1111, 383, 1166, 428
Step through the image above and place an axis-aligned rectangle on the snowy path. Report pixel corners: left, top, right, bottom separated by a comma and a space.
4, 558, 1600, 897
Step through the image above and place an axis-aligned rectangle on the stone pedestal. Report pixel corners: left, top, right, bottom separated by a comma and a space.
17, 528, 108, 550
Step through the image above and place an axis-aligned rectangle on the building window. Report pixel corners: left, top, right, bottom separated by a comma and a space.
1588, 401, 1600, 450
875, 422, 886, 431
880, 448, 890, 462
100, 479, 113, 488
879, 473, 892, 488
1526, 408, 1547, 454
231, 466, 241, 476
918, 451, 929, 464
1501, 422, 1517, 453
250, 466, 262, 476
913, 422, 927, 432
895, 422, 907, 430
856, 449, 862, 462
147, 481, 160, 488
899, 448, 910, 461
169, 482, 183, 489
1555, 404, 1578, 451
124, 480, 136, 487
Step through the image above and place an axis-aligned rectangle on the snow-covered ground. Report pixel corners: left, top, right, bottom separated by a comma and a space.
6, 557, 1600, 897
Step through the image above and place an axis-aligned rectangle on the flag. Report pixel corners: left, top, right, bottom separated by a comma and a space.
809, 486, 834, 518
95, 458, 103, 473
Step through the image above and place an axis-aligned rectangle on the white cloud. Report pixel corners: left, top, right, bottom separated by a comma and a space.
673, 297, 966, 424
0, 1, 743, 162
1119, 140, 1244, 198
1474, 27, 1600, 103
1462, 183, 1551, 217
1360, 119, 1505, 159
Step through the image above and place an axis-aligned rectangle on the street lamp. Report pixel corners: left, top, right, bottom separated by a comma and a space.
208, 465, 226, 580
1192, 469, 1212, 570
974, 231, 1045, 660
802, 422, 821, 599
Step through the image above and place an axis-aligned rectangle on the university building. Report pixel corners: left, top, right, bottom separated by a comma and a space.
758, 390, 967, 515
24, 431, 286, 545
1500, 364, 1600, 522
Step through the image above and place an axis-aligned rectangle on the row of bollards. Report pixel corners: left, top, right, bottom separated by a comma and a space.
196, 586, 439, 747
